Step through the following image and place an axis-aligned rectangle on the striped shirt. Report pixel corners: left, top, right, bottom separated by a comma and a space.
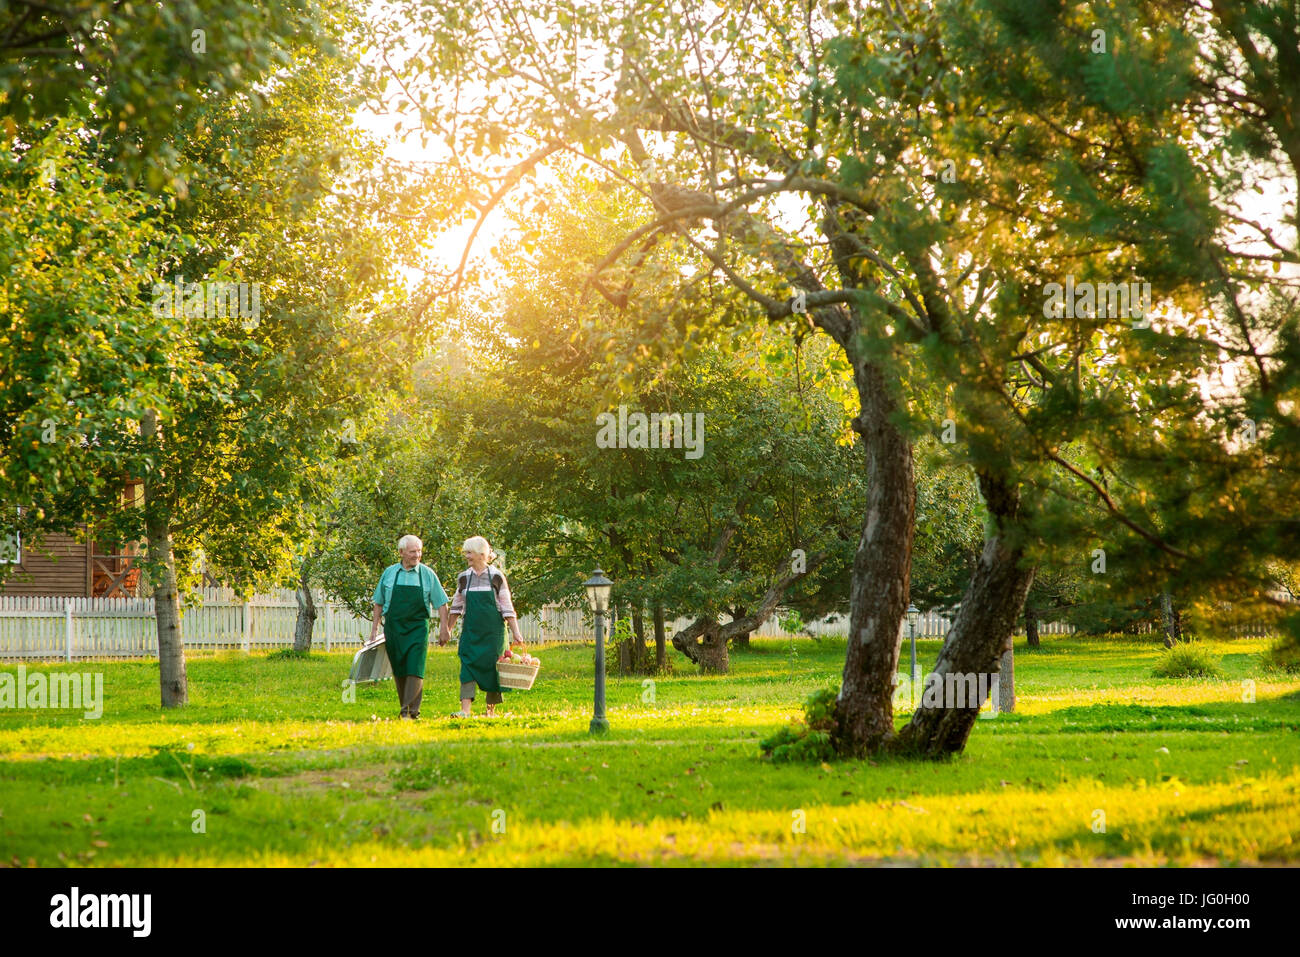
449, 564, 516, 618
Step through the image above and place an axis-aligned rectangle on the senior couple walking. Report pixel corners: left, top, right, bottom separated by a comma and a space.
368, 534, 525, 720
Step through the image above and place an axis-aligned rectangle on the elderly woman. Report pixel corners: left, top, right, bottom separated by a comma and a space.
369, 534, 450, 719
439, 536, 525, 718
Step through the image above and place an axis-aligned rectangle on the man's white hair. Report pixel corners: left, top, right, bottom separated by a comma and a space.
398, 534, 423, 551
462, 535, 491, 559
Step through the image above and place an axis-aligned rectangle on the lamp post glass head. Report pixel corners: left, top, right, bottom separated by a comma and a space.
584, 569, 613, 614
907, 604, 920, 629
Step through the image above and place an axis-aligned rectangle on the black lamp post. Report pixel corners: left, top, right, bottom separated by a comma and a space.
584, 568, 613, 733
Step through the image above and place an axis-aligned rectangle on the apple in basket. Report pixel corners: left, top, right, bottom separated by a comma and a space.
499, 651, 539, 666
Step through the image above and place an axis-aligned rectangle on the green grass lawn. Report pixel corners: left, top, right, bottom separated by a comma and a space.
1, 635, 1297, 866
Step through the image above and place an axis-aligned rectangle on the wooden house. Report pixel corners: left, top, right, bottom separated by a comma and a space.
0, 481, 146, 598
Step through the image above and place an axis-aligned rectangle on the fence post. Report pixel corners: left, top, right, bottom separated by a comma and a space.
65, 598, 73, 662
243, 600, 252, 653
324, 599, 332, 653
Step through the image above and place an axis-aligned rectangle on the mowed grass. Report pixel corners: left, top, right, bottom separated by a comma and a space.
1, 635, 1297, 866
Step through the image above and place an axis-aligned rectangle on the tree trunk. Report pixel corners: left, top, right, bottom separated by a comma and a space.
1025, 602, 1040, 649
142, 409, 187, 708
653, 604, 667, 671
292, 558, 317, 653
731, 608, 751, 649
1160, 590, 1178, 648
831, 359, 916, 757
631, 607, 646, 672
894, 471, 1034, 757
670, 551, 826, 672
697, 621, 729, 673
998, 639, 1015, 714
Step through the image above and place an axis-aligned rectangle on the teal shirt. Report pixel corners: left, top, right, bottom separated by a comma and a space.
372, 562, 450, 617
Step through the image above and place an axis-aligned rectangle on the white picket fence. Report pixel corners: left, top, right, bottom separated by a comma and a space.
0, 588, 1079, 661
0, 590, 374, 661
754, 610, 1073, 640
0, 589, 609, 661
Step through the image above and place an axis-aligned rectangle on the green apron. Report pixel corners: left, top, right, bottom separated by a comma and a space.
384, 575, 429, 679
459, 586, 507, 693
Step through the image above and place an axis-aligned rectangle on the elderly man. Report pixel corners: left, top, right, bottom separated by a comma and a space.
369, 535, 450, 719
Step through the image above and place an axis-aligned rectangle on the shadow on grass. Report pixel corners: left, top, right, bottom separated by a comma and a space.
0, 751, 258, 784
1025, 696, 1299, 733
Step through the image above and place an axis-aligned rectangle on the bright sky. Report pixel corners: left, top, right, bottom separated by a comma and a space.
355, 104, 511, 285
350, 4, 1298, 356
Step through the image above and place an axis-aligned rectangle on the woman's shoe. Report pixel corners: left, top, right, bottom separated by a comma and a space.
449, 710, 470, 718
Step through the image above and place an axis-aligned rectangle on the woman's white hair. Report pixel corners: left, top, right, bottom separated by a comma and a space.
397, 534, 422, 551
462, 535, 493, 560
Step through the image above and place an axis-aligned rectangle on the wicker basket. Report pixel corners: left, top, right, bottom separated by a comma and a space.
496, 659, 540, 690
